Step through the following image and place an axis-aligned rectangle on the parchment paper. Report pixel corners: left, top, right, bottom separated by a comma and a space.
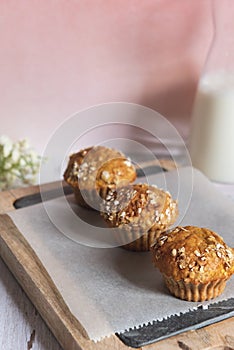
8, 167, 234, 341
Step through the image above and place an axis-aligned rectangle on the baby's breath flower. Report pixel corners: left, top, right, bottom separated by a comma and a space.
11, 149, 20, 163
0, 135, 10, 144
19, 158, 26, 167
0, 136, 42, 190
0, 136, 13, 158
4, 161, 12, 170
12, 169, 21, 177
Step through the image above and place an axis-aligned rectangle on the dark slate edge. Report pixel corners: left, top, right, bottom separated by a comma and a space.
13, 185, 73, 209
117, 298, 234, 348
13, 165, 165, 209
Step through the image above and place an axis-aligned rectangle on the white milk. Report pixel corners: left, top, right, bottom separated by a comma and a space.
189, 72, 234, 183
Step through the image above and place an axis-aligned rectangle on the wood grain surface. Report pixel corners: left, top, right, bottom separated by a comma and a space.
0, 161, 234, 350
0, 257, 62, 350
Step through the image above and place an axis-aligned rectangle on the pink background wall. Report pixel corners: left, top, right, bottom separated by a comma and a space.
0, 0, 212, 153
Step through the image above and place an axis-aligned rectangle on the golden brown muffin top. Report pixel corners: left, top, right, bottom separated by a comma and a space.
152, 226, 234, 284
63, 146, 136, 190
101, 183, 178, 233
63, 147, 92, 188
96, 158, 136, 189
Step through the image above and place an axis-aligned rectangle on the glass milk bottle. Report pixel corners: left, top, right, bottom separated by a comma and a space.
189, 0, 234, 183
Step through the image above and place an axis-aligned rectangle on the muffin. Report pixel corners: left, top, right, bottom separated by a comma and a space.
101, 183, 178, 251
63, 146, 136, 209
152, 226, 234, 301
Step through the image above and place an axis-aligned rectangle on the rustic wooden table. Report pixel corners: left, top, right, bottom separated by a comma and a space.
1, 181, 234, 350
0, 184, 63, 350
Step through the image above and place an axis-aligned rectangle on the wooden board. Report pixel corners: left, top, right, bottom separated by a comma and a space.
1, 161, 234, 350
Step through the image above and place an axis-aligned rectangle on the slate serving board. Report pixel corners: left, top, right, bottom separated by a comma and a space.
10, 163, 234, 349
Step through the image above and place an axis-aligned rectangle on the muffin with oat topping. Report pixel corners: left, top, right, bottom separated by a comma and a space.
63, 146, 136, 209
151, 226, 234, 301
101, 183, 178, 251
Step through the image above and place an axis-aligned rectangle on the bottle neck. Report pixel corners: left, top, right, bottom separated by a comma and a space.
203, 0, 234, 75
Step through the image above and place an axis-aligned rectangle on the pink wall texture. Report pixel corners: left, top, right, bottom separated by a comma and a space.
0, 1, 212, 153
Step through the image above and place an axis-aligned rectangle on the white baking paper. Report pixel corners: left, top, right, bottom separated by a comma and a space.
8, 167, 234, 341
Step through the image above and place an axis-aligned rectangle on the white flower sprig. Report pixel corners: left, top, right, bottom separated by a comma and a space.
0, 135, 41, 190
